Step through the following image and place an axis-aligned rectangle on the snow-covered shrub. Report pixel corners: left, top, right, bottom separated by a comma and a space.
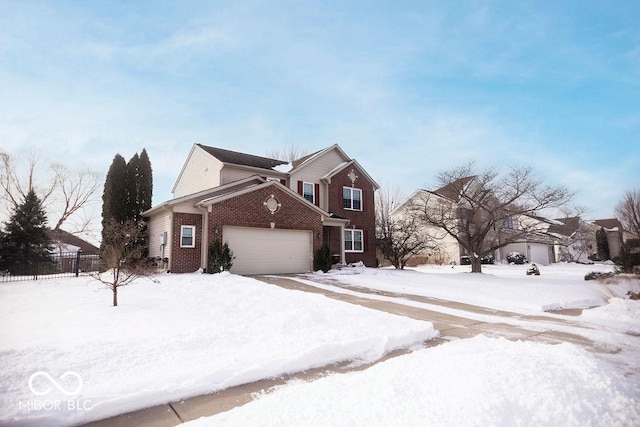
507, 252, 526, 265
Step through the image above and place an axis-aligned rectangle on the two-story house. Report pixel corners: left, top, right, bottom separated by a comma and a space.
143, 144, 379, 274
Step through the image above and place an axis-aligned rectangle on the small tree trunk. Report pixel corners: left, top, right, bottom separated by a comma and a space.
471, 256, 483, 273
113, 286, 118, 307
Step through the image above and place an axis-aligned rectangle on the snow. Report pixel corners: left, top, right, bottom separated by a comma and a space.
188, 336, 639, 427
0, 272, 436, 426
1, 263, 639, 426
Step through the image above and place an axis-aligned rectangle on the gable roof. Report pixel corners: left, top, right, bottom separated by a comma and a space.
290, 144, 350, 172
146, 175, 267, 217
47, 229, 99, 253
592, 218, 623, 231
197, 144, 287, 170
547, 217, 581, 237
432, 176, 476, 202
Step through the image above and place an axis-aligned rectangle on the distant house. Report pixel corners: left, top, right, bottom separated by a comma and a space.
395, 179, 625, 266
47, 229, 100, 273
143, 144, 379, 274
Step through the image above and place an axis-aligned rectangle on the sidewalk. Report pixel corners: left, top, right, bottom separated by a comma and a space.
83, 275, 601, 426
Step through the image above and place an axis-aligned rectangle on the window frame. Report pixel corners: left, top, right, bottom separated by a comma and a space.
343, 187, 363, 211
344, 228, 364, 253
180, 225, 196, 248
303, 182, 315, 204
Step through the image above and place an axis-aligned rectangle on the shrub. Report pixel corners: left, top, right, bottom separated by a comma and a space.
507, 252, 526, 264
584, 271, 615, 281
314, 244, 332, 273
207, 240, 234, 274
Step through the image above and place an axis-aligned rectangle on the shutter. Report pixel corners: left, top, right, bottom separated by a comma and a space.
361, 189, 366, 211
314, 183, 320, 207
297, 180, 303, 195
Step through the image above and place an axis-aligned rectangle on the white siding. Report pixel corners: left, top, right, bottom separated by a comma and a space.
290, 149, 346, 188
173, 146, 223, 198
221, 166, 284, 185
148, 210, 172, 260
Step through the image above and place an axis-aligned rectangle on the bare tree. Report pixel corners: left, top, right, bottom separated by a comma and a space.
91, 220, 156, 306
265, 146, 309, 163
615, 189, 640, 237
376, 185, 435, 269
50, 163, 102, 231
0, 150, 102, 234
411, 163, 573, 273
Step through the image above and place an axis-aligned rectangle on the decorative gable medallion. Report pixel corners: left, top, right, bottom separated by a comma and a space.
347, 169, 359, 186
263, 194, 281, 215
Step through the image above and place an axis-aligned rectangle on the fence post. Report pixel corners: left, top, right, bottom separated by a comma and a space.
75, 250, 82, 277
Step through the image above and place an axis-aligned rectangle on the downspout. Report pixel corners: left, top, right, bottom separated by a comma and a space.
162, 204, 174, 272
198, 204, 209, 272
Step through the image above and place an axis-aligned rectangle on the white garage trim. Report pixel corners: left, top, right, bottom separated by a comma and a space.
223, 226, 313, 275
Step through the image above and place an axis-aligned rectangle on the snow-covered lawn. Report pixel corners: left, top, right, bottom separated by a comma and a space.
0, 272, 436, 426
1, 263, 639, 426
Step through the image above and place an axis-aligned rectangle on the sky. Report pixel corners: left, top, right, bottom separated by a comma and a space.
1, 0, 639, 221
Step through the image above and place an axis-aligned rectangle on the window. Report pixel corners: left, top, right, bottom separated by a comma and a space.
343, 187, 362, 210
502, 216, 517, 230
303, 182, 315, 204
180, 225, 196, 248
344, 229, 363, 252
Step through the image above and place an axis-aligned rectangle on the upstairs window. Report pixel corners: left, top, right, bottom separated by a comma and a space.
303, 182, 315, 204
343, 187, 362, 211
180, 225, 196, 248
502, 216, 517, 230
345, 229, 363, 252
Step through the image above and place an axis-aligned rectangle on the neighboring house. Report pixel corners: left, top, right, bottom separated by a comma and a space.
495, 214, 556, 265
547, 217, 599, 263
47, 228, 100, 273
143, 144, 379, 274
592, 218, 624, 259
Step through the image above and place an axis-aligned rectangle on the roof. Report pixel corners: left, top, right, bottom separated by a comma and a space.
432, 176, 475, 202
547, 217, 581, 237
197, 144, 288, 170
592, 218, 623, 231
47, 229, 99, 253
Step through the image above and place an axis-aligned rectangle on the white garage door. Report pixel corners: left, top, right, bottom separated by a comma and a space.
223, 226, 313, 275
528, 243, 551, 265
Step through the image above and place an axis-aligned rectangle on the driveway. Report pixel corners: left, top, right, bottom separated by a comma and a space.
84, 274, 614, 427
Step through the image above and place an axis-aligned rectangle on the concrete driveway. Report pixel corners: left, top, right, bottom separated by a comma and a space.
83, 274, 611, 427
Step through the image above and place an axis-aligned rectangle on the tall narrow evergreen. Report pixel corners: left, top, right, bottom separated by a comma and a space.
101, 150, 153, 257
101, 154, 128, 250
126, 153, 140, 222
138, 149, 153, 218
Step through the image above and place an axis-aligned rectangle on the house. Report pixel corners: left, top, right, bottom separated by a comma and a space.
143, 144, 379, 274
592, 218, 624, 259
47, 228, 100, 273
394, 178, 562, 266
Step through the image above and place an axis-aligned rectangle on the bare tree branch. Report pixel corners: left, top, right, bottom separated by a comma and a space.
615, 189, 640, 237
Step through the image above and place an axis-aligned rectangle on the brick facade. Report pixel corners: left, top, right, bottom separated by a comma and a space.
209, 185, 324, 257
171, 213, 203, 273
327, 165, 378, 267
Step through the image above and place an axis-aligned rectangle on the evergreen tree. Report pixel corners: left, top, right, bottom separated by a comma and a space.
101, 154, 128, 252
596, 227, 610, 261
0, 189, 53, 274
102, 154, 128, 225
138, 149, 153, 218
126, 153, 140, 222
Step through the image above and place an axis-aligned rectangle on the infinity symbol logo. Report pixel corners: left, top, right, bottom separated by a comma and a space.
28, 371, 83, 397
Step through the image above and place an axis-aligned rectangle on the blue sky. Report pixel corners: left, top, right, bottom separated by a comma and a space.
1, 0, 638, 219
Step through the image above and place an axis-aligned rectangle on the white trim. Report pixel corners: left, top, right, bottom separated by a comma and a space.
344, 228, 364, 253
303, 181, 315, 204
343, 187, 363, 211
180, 225, 196, 248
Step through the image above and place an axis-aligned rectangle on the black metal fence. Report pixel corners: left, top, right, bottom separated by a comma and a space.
0, 251, 101, 283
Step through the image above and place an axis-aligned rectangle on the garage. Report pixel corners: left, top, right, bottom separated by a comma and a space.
223, 226, 313, 275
